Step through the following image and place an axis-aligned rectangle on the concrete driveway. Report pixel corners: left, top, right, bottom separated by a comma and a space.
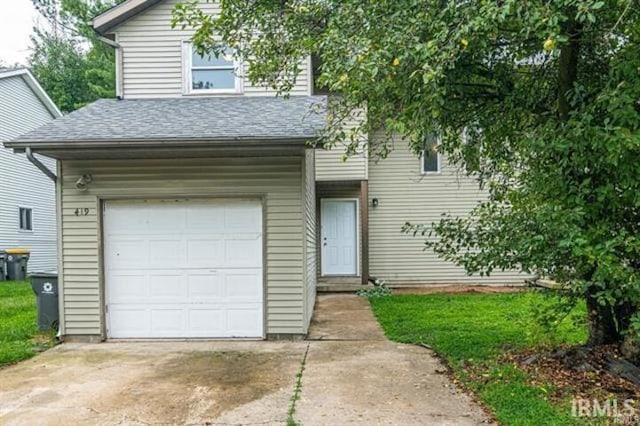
0, 295, 488, 425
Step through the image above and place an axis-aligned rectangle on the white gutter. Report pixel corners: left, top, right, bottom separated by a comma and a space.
25, 147, 57, 183
55, 160, 65, 339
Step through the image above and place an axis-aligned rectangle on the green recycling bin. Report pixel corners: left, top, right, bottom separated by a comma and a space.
6, 249, 30, 281
0, 251, 6, 281
31, 272, 59, 331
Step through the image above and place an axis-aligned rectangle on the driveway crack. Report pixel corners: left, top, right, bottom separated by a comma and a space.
286, 342, 310, 426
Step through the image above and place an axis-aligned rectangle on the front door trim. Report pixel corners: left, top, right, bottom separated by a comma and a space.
320, 197, 359, 276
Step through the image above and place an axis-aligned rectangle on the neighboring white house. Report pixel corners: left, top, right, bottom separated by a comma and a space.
0, 68, 61, 273
5, 0, 523, 342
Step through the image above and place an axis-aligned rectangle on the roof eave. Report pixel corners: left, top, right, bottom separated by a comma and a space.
92, 0, 164, 35
5, 136, 318, 151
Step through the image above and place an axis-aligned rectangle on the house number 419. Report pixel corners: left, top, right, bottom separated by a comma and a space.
74, 208, 90, 216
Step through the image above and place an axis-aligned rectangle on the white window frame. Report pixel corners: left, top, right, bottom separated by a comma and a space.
18, 206, 33, 232
182, 41, 243, 95
420, 135, 441, 174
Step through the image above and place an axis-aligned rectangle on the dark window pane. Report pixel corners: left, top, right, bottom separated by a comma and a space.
423, 136, 439, 172
192, 69, 236, 90
19, 208, 32, 230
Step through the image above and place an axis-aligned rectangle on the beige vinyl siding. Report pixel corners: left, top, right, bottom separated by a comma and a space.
315, 107, 368, 181
368, 135, 524, 284
59, 156, 306, 336
303, 149, 317, 326
315, 147, 367, 181
113, 0, 311, 98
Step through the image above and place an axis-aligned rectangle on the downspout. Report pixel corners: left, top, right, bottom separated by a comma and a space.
96, 34, 123, 99
26, 147, 56, 183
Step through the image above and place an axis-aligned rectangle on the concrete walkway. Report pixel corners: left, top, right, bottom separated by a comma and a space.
298, 295, 488, 425
0, 295, 488, 425
307, 293, 387, 341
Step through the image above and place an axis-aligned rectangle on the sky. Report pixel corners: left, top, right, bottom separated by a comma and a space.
0, 0, 42, 66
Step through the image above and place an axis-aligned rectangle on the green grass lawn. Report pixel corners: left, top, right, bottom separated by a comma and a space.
0, 281, 56, 367
370, 291, 587, 425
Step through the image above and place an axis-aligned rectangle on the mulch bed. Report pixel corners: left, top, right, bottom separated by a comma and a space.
504, 345, 640, 402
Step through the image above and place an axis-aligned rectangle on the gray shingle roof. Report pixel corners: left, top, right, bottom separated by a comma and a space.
8, 96, 327, 147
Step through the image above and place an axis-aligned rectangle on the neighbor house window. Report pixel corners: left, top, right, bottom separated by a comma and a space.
185, 43, 242, 94
421, 135, 440, 173
19, 207, 32, 231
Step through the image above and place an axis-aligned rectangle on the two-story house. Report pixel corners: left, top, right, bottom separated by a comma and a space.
0, 68, 60, 274
4, 0, 521, 342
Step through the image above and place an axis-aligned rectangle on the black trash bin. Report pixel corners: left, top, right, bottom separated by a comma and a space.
31, 272, 59, 331
0, 250, 6, 281
6, 249, 30, 281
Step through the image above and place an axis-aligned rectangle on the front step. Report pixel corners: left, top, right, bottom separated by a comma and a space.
317, 283, 373, 293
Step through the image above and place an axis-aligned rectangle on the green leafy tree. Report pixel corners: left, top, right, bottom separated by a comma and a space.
29, 0, 123, 112
173, 0, 640, 355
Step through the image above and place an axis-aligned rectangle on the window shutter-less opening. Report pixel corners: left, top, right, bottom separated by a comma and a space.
422, 135, 440, 173
19, 207, 33, 231
186, 44, 242, 94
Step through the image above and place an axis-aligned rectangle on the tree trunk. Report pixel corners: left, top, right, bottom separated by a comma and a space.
621, 333, 640, 365
586, 292, 620, 346
557, 16, 582, 120
616, 302, 640, 363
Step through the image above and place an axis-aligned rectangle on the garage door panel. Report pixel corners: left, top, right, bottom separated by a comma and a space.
188, 308, 226, 336
148, 239, 183, 266
107, 207, 147, 233
186, 204, 225, 230
109, 307, 151, 337
108, 239, 148, 269
186, 238, 224, 268
225, 236, 262, 267
105, 199, 263, 338
149, 273, 187, 302
226, 204, 260, 230
187, 272, 223, 301
225, 271, 262, 301
150, 309, 187, 337
148, 205, 185, 231
108, 273, 148, 302
227, 308, 262, 335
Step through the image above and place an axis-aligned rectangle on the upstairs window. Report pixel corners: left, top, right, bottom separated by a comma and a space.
185, 43, 242, 94
421, 135, 440, 174
19, 207, 32, 231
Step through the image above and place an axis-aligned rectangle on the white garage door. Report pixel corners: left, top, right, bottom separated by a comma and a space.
104, 199, 263, 338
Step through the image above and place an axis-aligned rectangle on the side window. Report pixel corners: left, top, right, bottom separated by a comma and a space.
19, 207, 32, 231
421, 135, 440, 173
185, 43, 242, 94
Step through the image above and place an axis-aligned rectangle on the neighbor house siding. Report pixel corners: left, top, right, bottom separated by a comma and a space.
368, 134, 523, 284
112, 0, 311, 99
303, 149, 316, 326
59, 156, 306, 337
0, 75, 57, 272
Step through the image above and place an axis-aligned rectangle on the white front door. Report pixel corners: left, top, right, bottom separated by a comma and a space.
321, 199, 357, 276
104, 199, 263, 339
